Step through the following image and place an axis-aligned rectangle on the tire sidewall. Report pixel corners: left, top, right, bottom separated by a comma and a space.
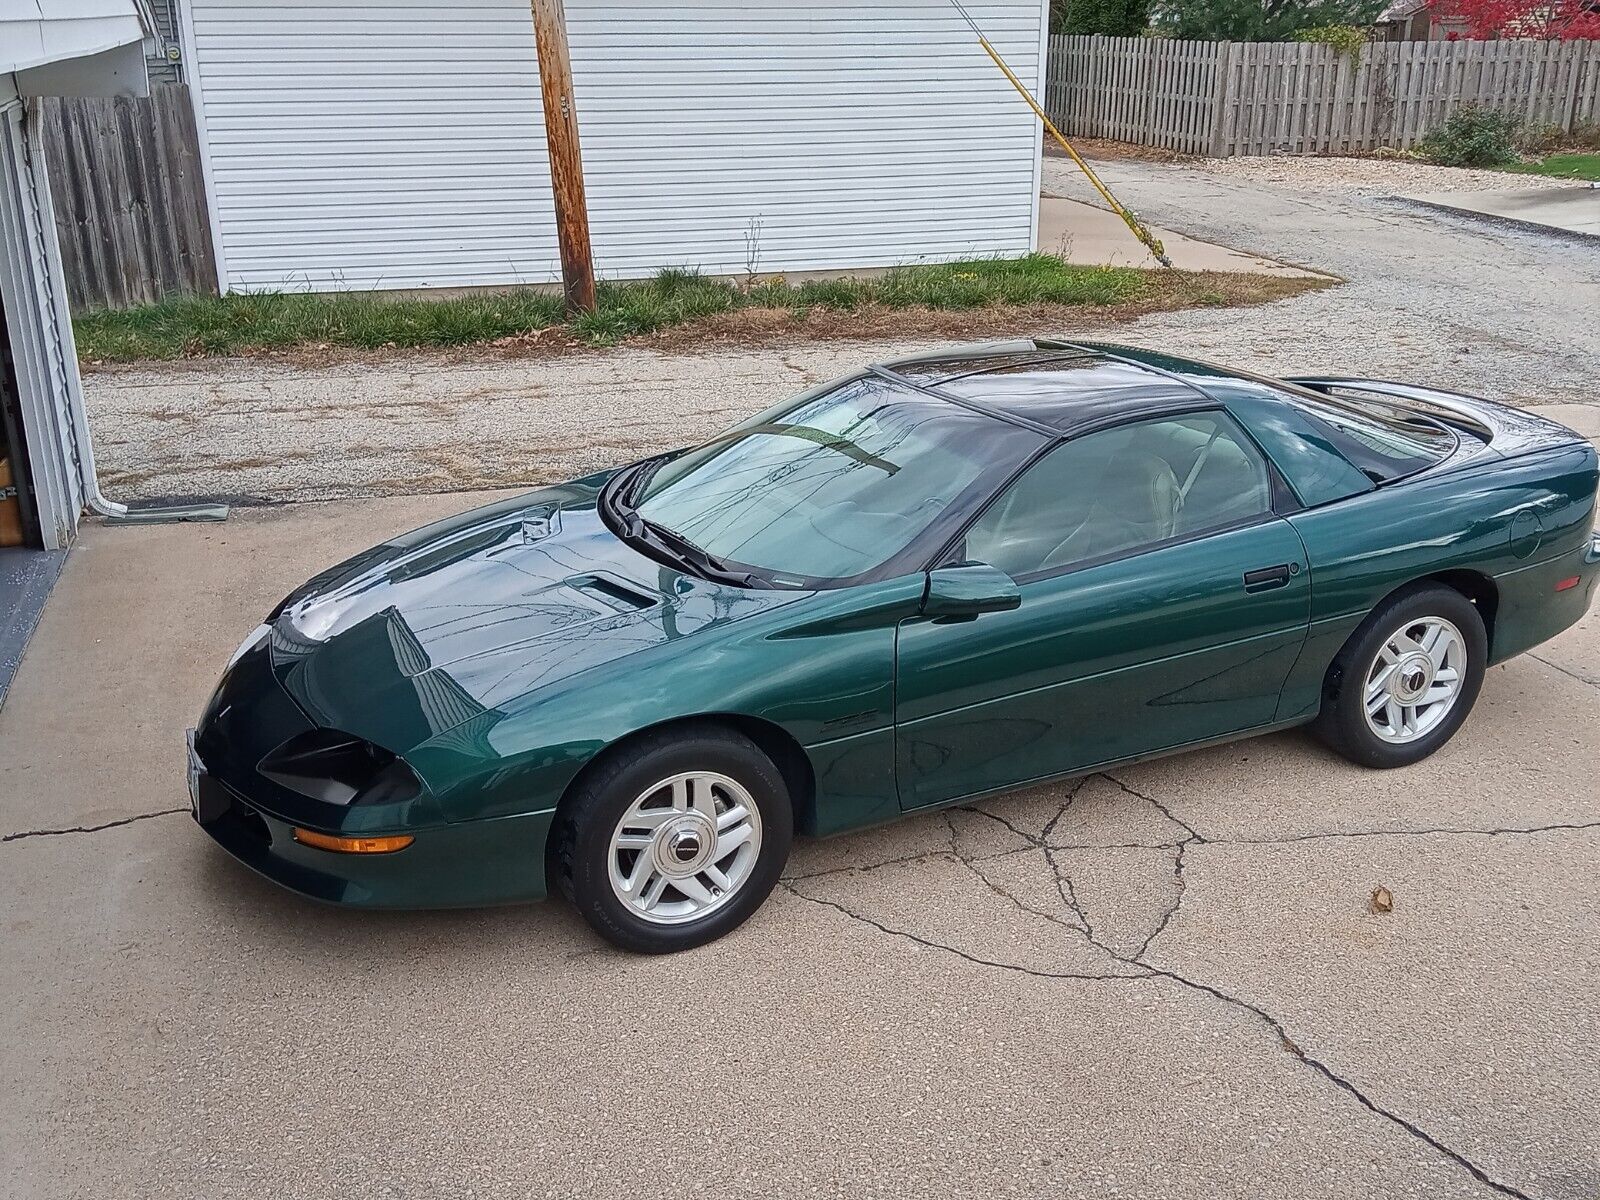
1323, 586, 1488, 768
562, 730, 793, 954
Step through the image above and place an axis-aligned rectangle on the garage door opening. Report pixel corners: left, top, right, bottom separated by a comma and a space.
1, 288, 68, 709
1, 290, 43, 551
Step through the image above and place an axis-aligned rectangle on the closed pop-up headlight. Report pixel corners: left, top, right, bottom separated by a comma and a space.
258, 729, 423, 807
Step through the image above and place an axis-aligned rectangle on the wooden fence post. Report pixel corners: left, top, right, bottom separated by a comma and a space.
1208, 40, 1233, 156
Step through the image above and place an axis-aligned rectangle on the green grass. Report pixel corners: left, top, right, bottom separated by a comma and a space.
1502, 152, 1600, 182
73, 255, 1147, 363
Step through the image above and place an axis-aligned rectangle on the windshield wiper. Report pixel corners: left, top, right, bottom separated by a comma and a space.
601, 459, 761, 587
636, 515, 762, 587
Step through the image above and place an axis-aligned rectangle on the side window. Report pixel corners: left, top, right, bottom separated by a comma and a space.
960, 413, 1273, 579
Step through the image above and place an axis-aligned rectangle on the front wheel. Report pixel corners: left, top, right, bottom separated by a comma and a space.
1313, 585, 1487, 769
551, 725, 793, 953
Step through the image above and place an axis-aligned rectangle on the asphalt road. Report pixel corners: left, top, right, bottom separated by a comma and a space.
7, 159, 1598, 1198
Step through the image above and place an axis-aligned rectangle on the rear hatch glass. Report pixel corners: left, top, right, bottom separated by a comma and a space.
1291, 393, 1463, 484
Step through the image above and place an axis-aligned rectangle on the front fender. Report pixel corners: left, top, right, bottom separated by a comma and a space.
405, 574, 927, 824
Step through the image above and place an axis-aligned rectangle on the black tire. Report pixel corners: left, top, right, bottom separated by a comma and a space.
1313, 583, 1488, 769
550, 724, 793, 954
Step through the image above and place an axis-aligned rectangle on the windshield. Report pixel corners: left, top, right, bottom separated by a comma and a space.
630, 375, 1041, 585
1291, 394, 1457, 483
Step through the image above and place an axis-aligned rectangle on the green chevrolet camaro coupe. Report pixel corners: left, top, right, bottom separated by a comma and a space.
189, 341, 1600, 952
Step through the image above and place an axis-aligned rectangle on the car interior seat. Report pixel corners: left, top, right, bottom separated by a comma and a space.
1041, 450, 1181, 569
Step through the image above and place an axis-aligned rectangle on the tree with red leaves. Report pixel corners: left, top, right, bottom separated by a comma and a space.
1426, 0, 1600, 39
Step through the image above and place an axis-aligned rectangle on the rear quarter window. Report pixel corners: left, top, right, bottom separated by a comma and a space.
1211, 385, 1373, 508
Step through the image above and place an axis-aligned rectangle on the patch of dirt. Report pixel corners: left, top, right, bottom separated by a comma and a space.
1046, 137, 1198, 165
623, 273, 1333, 357
81, 272, 1336, 376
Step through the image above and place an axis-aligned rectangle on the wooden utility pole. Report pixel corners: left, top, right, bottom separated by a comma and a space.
530, 0, 596, 314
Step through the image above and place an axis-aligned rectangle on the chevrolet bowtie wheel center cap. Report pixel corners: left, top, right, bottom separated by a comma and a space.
1393, 654, 1434, 703
654, 813, 718, 877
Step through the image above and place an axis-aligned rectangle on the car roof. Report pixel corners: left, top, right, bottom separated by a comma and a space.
874, 339, 1247, 435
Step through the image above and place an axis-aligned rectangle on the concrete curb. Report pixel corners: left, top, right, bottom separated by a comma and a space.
1389, 193, 1600, 246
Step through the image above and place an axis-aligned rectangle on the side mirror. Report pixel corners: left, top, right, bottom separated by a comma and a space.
923, 563, 1021, 621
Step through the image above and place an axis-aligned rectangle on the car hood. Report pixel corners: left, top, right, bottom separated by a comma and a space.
266, 479, 806, 753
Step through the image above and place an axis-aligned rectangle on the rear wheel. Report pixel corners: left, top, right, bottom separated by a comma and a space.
1313, 585, 1487, 769
552, 725, 793, 953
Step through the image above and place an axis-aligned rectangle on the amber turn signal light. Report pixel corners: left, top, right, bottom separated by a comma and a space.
292, 828, 414, 854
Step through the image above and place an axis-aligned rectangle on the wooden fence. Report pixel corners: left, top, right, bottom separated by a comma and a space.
1046, 35, 1600, 157
39, 84, 217, 311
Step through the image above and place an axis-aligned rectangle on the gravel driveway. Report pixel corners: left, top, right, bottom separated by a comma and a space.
83, 155, 1600, 506
1036, 154, 1600, 408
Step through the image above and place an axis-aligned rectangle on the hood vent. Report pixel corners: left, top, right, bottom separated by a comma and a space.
573, 574, 658, 612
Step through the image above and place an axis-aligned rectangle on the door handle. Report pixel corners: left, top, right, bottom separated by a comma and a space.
1243, 563, 1293, 592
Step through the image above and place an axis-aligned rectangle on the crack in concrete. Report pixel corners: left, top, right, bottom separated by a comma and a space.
954, 803, 1039, 848
1099, 771, 1210, 843
956, 835, 1108, 950
1043, 844, 1095, 937
18, 767, 1575, 1195
1040, 776, 1088, 841
783, 847, 957, 883
1142, 967, 1535, 1200
1215, 820, 1600, 848
2, 807, 188, 844
787, 770, 1542, 1200
781, 883, 1154, 985
1051, 838, 1188, 850
1528, 652, 1598, 691
1133, 835, 1197, 960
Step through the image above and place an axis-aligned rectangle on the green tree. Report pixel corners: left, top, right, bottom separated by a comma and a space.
1156, 0, 1386, 40
1052, 0, 1152, 35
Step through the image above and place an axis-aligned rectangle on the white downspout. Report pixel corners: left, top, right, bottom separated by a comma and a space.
23, 90, 226, 528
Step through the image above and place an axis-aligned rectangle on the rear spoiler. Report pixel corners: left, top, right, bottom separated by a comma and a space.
1286, 377, 1495, 431
1286, 377, 1587, 457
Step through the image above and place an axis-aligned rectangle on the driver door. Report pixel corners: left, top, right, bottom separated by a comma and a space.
895, 411, 1311, 810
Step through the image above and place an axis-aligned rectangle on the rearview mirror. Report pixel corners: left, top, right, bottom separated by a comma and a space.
923, 563, 1021, 621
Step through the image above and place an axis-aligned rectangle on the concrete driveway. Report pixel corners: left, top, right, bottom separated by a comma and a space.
3, 487, 1598, 1200
1403, 187, 1600, 241
10, 154, 1600, 1197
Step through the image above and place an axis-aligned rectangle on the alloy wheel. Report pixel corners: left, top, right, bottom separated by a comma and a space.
606, 771, 763, 925
1362, 615, 1467, 745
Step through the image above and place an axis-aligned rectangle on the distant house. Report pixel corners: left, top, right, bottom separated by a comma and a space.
173, 1, 1051, 294
1372, 0, 1473, 39
142, 0, 183, 83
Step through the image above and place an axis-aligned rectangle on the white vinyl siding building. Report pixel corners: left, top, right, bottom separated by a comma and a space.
2, 1, 151, 554
179, 1, 1047, 293
0, 87, 84, 550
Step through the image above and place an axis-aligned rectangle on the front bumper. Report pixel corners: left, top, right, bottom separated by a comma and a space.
187, 633, 555, 909
188, 756, 555, 908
